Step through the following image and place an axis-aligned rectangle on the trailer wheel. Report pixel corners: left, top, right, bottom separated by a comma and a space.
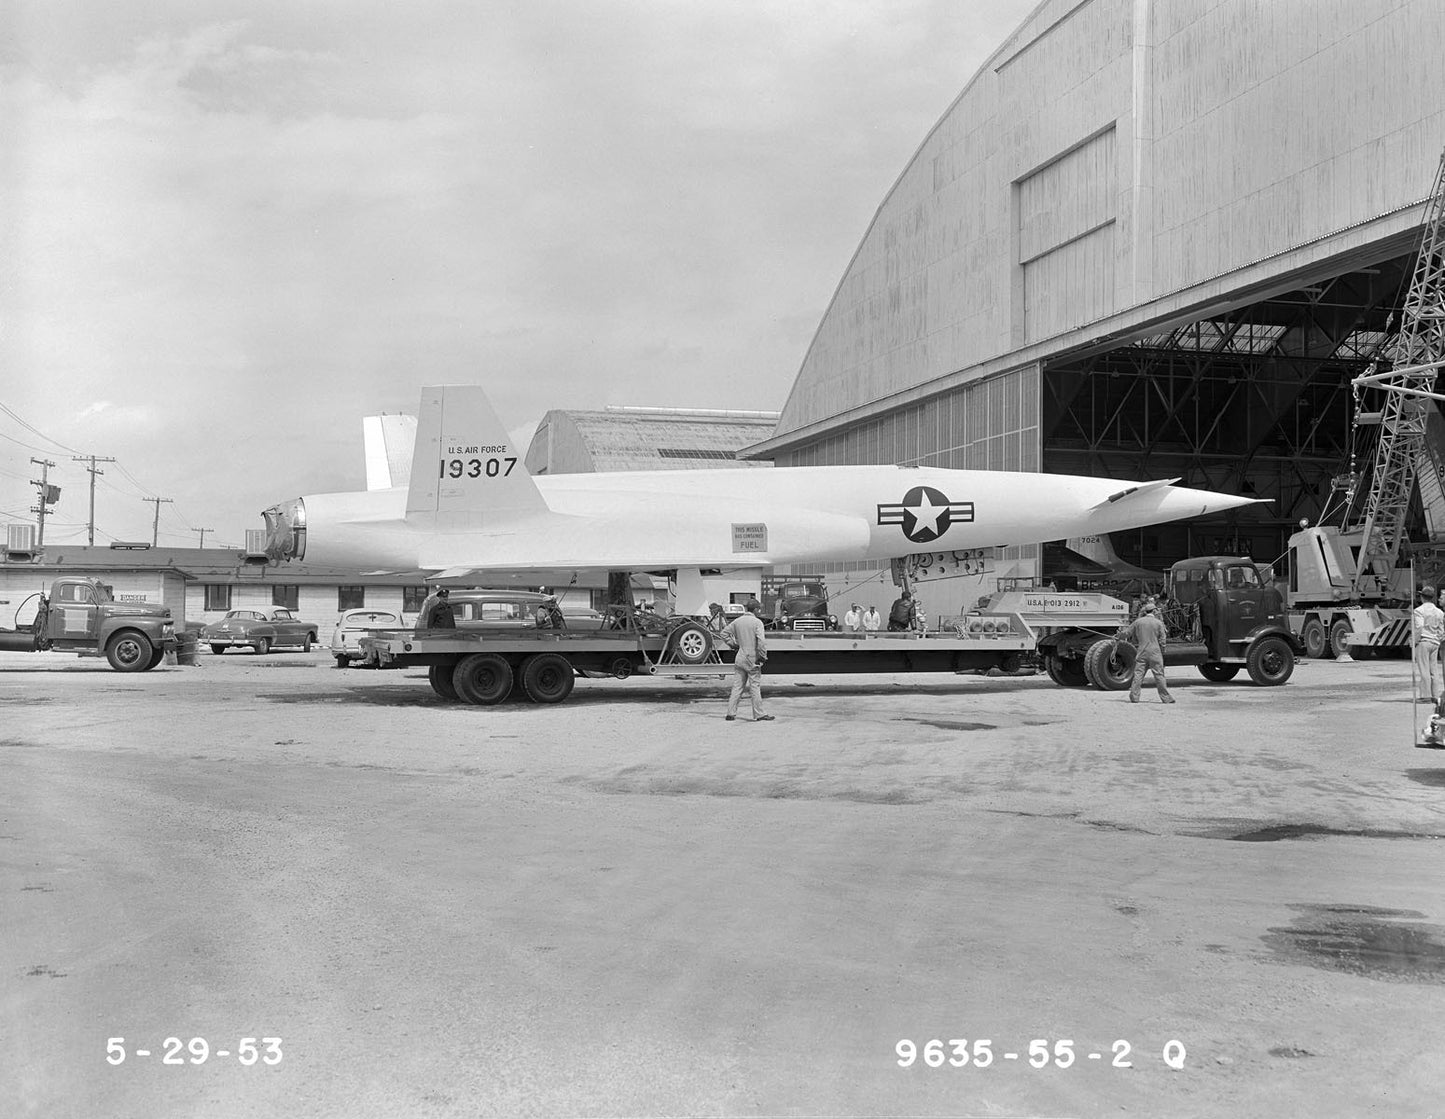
1299, 618, 1326, 659
1198, 663, 1241, 682
1044, 653, 1089, 687
453, 653, 513, 705
143, 647, 166, 671
1328, 619, 1352, 658
1084, 639, 1134, 690
520, 653, 576, 704
428, 663, 459, 701
1246, 636, 1295, 686
608, 656, 634, 680
106, 631, 154, 672
211, 644, 227, 656
667, 623, 712, 665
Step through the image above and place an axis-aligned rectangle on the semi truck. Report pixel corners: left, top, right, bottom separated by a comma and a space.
0, 576, 179, 671
1019, 555, 1297, 689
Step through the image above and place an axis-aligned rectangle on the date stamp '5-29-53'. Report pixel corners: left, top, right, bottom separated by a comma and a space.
106, 1037, 283, 1066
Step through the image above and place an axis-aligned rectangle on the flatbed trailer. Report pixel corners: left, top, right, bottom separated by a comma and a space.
349, 611, 1035, 706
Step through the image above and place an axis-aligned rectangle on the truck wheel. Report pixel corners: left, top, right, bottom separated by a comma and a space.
1044, 653, 1089, 687
1084, 639, 1134, 690
1299, 618, 1326, 659
453, 653, 513, 705
106, 631, 154, 672
1198, 663, 1241, 682
667, 623, 712, 665
428, 663, 459, 701
1328, 619, 1352, 658
255, 637, 271, 656
211, 644, 227, 656
1246, 636, 1295, 686
520, 653, 576, 704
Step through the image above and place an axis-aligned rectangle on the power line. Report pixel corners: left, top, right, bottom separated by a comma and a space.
0, 403, 84, 455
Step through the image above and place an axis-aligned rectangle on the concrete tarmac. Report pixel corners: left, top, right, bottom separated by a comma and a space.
2, 651, 1443, 1118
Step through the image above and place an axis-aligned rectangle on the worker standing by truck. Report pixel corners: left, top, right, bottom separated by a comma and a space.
720, 599, 773, 722
1412, 586, 1445, 705
1119, 601, 1175, 704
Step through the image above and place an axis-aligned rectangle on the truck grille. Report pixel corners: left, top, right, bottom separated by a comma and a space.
790, 617, 828, 632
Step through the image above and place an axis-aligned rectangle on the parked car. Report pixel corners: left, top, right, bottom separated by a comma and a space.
202, 608, 319, 655
331, 608, 407, 666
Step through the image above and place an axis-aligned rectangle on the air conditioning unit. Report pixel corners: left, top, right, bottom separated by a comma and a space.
6, 524, 36, 555
244, 529, 269, 555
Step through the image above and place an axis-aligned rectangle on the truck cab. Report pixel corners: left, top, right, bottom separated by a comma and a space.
760, 578, 837, 632
18, 577, 176, 671
1159, 556, 1297, 684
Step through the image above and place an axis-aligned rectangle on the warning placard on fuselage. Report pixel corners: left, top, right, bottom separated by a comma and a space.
732, 523, 768, 553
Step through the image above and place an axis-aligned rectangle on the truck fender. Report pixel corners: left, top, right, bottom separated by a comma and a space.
1243, 622, 1301, 654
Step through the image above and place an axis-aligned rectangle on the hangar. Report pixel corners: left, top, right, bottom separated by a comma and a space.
747, 0, 1445, 618
523, 406, 778, 475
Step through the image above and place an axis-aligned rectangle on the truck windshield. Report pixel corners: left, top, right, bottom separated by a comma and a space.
783, 584, 822, 599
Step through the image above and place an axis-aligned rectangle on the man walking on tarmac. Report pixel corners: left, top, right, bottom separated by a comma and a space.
1412, 585, 1445, 705
1120, 600, 1174, 704
721, 599, 773, 722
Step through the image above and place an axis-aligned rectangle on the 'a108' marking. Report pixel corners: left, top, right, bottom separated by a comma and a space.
440, 457, 517, 479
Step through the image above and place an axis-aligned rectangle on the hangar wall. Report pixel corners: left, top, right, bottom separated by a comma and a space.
767, 0, 1445, 448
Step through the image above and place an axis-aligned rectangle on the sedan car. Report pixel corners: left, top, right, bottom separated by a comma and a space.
330, 608, 407, 666
202, 608, 320, 655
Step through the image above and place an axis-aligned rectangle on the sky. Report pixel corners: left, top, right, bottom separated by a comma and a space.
0, 0, 1037, 549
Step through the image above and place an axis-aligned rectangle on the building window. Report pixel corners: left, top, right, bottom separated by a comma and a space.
403, 586, 429, 613
204, 585, 232, 611
272, 585, 299, 610
338, 586, 365, 611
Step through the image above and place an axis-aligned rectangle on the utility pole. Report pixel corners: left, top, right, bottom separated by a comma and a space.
28, 458, 59, 548
71, 454, 116, 546
194, 527, 214, 548
144, 496, 173, 547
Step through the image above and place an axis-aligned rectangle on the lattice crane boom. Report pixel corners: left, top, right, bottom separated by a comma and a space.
1349, 148, 1445, 596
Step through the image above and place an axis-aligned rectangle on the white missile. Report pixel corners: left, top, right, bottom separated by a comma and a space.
261, 385, 1262, 578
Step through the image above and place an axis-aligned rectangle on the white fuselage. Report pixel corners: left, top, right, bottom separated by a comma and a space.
281, 464, 1254, 574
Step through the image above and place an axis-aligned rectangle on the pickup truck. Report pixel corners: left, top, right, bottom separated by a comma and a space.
0, 576, 179, 671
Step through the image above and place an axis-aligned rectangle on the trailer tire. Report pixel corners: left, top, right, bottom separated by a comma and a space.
1300, 618, 1326, 659
106, 631, 154, 672
667, 623, 712, 665
1246, 635, 1295, 686
1198, 663, 1241, 682
453, 653, 513, 705
1328, 619, 1352, 658
428, 663, 459, 701
1044, 653, 1089, 687
144, 647, 166, 671
520, 653, 576, 704
211, 644, 227, 656
1084, 639, 1134, 690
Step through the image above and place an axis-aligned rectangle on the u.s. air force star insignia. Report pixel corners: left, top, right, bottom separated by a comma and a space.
877, 486, 975, 544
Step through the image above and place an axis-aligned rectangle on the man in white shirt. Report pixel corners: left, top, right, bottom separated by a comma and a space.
721, 600, 773, 722
862, 605, 882, 632
1412, 585, 1445, 704
844, 603, 862, 633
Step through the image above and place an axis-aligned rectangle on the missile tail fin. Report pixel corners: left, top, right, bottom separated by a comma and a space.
404, 386, 547, 523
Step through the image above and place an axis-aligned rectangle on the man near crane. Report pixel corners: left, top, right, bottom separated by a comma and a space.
1411, 585, 1445, 704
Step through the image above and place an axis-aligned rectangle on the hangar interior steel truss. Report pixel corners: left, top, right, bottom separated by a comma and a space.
1039, 251, 1436, 568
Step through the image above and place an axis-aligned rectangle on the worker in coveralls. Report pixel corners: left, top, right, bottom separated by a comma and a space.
721, 599, 773, 722
1119, 601, 1174, 704
1412, 585, 1445, 704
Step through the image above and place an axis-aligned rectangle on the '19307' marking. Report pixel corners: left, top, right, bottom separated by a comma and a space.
440, 457, 517, 479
